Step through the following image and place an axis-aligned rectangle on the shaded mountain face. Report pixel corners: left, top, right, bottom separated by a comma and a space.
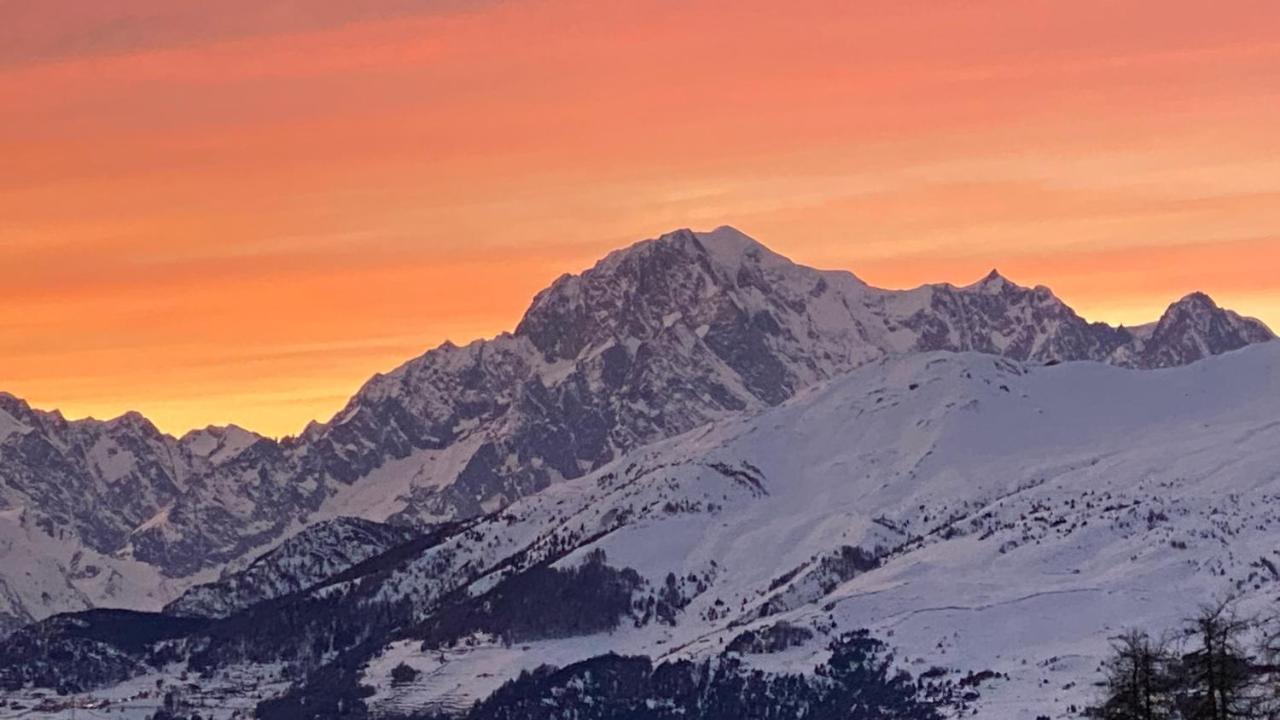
1135, 291, 1276, 368
900, 270, 1134, 362
0, 396, 208, 554
0, 227, 1273, 607
163, 517, 420, 619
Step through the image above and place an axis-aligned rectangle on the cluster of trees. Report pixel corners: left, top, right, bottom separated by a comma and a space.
0, 610, 212, 694
1096, 599, 1280, 720
454, 630, 941, 720
412, 548, 643, 648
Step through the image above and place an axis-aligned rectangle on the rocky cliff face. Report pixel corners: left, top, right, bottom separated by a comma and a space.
893, 269, 1134, 362
0, 395, 188, 554
1129, 291, 1275, 368
0, 227, 1272, 612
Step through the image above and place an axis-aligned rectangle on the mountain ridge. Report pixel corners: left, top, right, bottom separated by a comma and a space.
4, 228, 1269, 438
0, 226, 1273, 634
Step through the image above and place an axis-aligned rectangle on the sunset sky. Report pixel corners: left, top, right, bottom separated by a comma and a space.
3, 0, 1278, 438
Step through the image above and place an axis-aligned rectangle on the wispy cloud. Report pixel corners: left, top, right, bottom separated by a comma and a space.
0, 0, 497, 67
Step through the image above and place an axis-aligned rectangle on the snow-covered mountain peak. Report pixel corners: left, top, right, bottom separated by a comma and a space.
179, 425, 262, 464
584, 225, 772, 273
0, 392, 47, 429
1156, 290, 1274, 334
103, 410, 162, 435
514, 226, 870, 365
1171, 289, 1216, 308
953, 269, 1061, 304
965, 268, 1015, 294
1138, 290, 1275, 368
0, 393, 36, 438
690, 224, 798, 272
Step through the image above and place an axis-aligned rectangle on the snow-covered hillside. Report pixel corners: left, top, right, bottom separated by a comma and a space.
0, 505, 205, 638
342, 342, 1280, 719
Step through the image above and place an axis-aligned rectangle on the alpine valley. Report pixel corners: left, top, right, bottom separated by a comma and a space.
0, 227, 1275, 719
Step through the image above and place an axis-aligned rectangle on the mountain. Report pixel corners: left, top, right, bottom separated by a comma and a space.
267, 227, 1274, 521
0, 227, 1272, 634
0, 394, 189, 555
0, 395, 253, 635
1119, 290, 1276, 368
6, 343, 1280, 719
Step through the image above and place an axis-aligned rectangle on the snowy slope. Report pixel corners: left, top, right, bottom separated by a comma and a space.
0, 505, 211, 638
341, 342, 1280, 719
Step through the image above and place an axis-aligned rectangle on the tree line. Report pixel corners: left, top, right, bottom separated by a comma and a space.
1096, 598, 1280, 720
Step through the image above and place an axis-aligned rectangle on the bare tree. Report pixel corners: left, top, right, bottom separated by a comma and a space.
1178, 598, 1262, 720
1251, 612, 1280, 719
1099, 629, 1177, 720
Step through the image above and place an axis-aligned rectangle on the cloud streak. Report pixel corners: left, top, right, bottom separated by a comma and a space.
0, 0, 496, 67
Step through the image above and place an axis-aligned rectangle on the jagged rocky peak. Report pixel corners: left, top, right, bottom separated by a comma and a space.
1157, 291, 1273, 337
514, 226, 865, 364
952, 267, 1057, 303
962, 268, 1059, 299
967, 268, 1015, 293
0, 391, 30, 416
0, 392, 70, 439
179, 424, 263, 464
103, 410, 158, 432
1138, 291, 1276, 368
0, 393, 36, 440
902, 266, 1125, 365
514, 227, 726, 363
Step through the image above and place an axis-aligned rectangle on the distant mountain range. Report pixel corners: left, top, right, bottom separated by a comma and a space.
0, 226, 1273, 644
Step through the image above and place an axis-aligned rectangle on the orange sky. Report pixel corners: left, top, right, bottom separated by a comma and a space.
3, 0, 1278, 438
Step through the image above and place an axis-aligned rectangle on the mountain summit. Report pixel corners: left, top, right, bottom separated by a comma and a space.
1139, 291, 1274, 367
0, 227, 1272, 631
